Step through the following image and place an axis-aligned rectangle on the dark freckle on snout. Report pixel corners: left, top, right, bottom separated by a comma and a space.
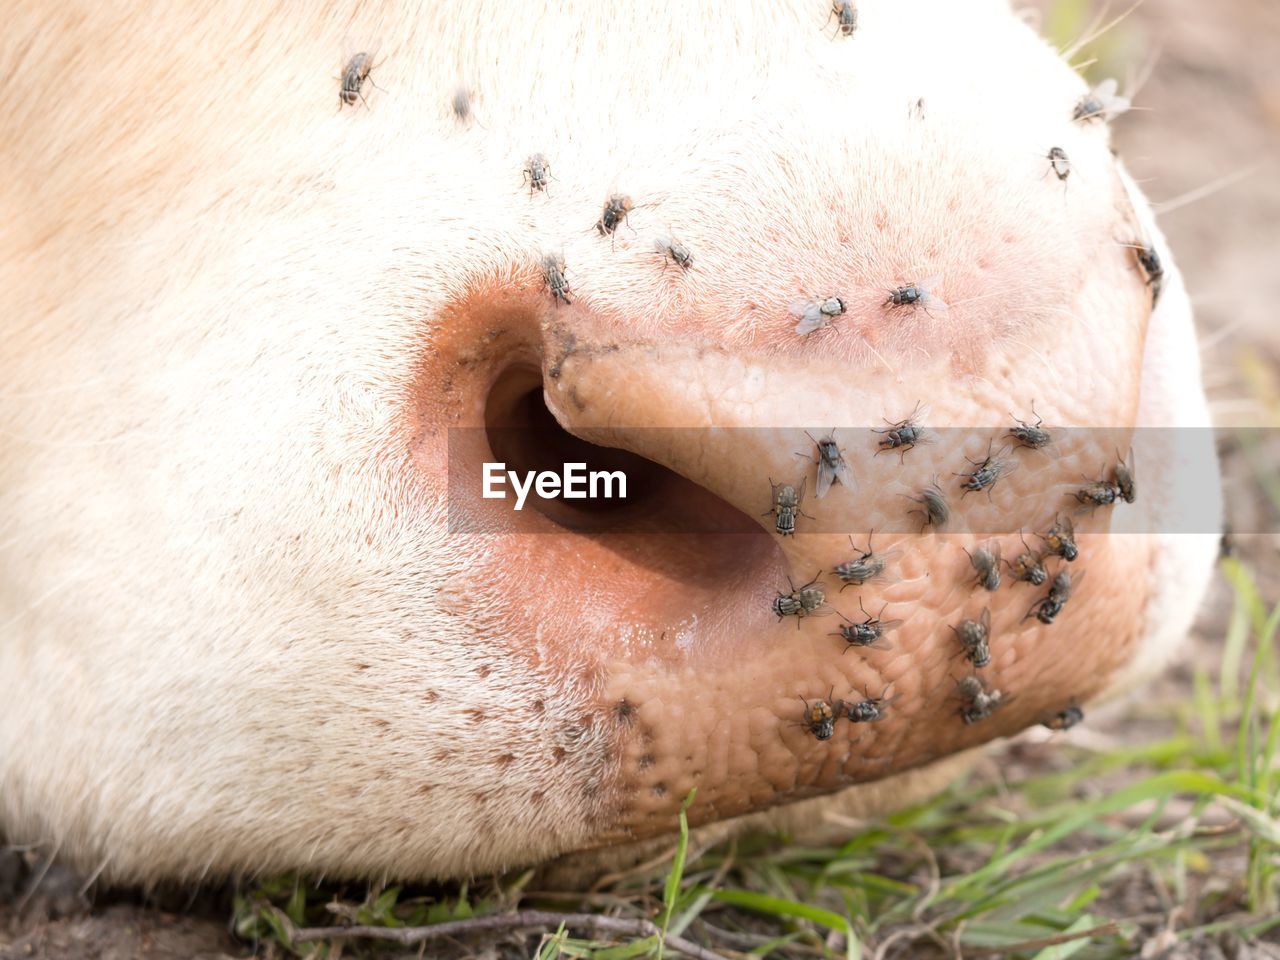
495, 752, 515, 767
470, 790, 488, 806
613, 699, 637, 725
546, 333, 578, 380
423, 689, 440, 703
530, 790, 546, 804
532, 699, 545, 714
652, 783, 667, 798
416, 783, 434, 796
465, 708, 485, 724
372, 718, 390, 729
355, 663, 370, 671
476, 664, 492, 679
638, 753, 656, 769
552, 746, 568, 762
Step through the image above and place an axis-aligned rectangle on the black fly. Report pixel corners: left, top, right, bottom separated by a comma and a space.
846, 685, 899, 723
764, 478, 811, 537
952, 607, 992, 668
1044, 703, 1084, 731
1006, 533, 1048, 586
956, 442, 1018, 499
833, 598, 902, 652
1040, 514, 1078, 562
827, 0, 858, 36
965, 542, 1002, 592
833, 532, 900, 589
1008, 403, 1052, 450
1027, 569, 1084, 625
800, 430, 855, 498
874, 402, 932, 460
905, 478, 949, 532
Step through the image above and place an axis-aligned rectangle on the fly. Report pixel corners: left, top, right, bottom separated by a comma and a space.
833, 598, 902, 652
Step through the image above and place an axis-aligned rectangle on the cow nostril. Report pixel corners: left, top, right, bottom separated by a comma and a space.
484, 363, 673, 527
485, 364, 755, 534
475, 361, 784, 650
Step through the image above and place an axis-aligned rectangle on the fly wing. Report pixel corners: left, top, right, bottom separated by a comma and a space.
832, 457, 855, 491
345, 39, 381, 74
922, 291, 950, 314
1066, 568, 1086, 598
814, 462, 834, 499
873, 546, 904, 567
1103, 92, 1131, 117
794, 311, 826, 336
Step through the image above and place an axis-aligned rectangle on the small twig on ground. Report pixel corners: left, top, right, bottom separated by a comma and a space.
872, 924, 935, 960
290, 909, 730, 960
903, 832, 942, 923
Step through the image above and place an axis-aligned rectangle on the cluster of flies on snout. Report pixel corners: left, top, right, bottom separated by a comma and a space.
1074, 448, 1137, 511
333, 19, 1146, 756
798, 685, 900, 741
779, 403, 1136, 742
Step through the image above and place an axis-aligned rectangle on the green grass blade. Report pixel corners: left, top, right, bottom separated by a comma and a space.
593, 935, 662, 959
658, 789, 697, 957
711, 889, 859, 960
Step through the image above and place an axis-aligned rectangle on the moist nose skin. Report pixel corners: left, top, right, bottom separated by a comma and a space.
531, 263, 1151, 841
